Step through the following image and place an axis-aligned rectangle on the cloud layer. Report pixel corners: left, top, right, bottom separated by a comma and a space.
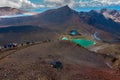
0, 0, 120, 10
44, 0, 120, 8
0, 0, 45, 9
44, 0, 76, 8
79, 0, 120, 7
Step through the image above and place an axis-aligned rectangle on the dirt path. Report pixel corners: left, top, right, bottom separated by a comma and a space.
0, 43, 40, 61
88, 44, 109, 52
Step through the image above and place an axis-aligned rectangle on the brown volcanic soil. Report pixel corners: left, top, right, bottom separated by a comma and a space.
0, 41, 120, 80
97, 44, 120, 54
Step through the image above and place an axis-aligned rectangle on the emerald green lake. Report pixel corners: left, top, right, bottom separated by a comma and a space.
71, 39, 95, 47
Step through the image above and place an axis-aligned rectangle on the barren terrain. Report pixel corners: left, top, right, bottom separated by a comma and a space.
0, 41, 120, 80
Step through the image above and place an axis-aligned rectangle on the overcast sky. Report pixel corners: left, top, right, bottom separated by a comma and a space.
0, 0, 120, 12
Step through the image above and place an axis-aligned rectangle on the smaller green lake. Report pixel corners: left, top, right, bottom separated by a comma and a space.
71, 39, 95, 47
62, 37, 69, 40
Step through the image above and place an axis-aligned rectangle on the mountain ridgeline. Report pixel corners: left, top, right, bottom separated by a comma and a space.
0, 5, 120, 42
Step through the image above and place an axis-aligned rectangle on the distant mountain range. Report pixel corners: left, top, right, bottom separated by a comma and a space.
0, 5, 120, 43
0, 7, 25, 16
95, 8, 120, 23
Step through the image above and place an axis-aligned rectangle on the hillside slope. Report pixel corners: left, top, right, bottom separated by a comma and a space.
0, 41, 120, 80
0, 25, 56, 45
0, 6, 120, 41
